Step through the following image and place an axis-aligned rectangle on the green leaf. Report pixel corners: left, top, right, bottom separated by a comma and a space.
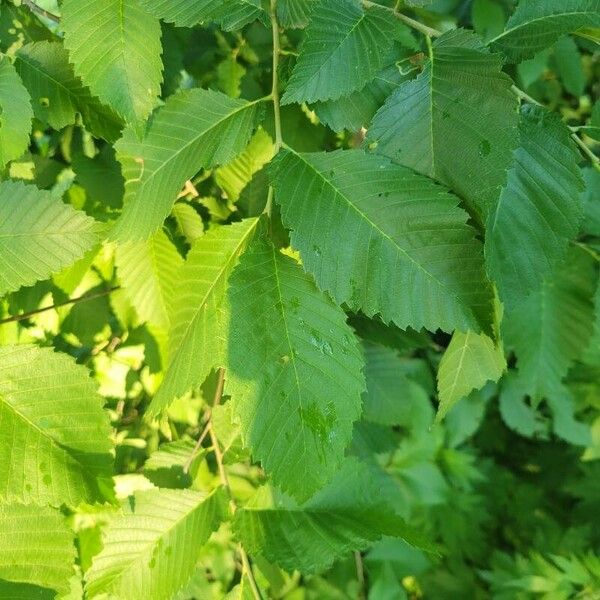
503, 248, 598, 401
437, 330, 505, 421
281, 0, 403, 104
112, 88, 263, 241
233, 459, 433, 573
143, 439, 202, 488
215, 128, 274, 201
0, 503, 75, 595
148, 219, 258, 417
14, 41, 123, 142
269, 147, 493, 334
362, 342, 431, 427
116, 229, 183, 329
171, 203, 205, 243
61, 0, 163, 126
0, 180, 99, 296
485, 105, 584, 307
0, 345, 114, 506
489, 0, 600, 62
0, 56, 32, 169
227, 236, 365, 501
312, 63, 410, 133
85, 488, 228, 600
277, 0, 315, 28
499, 373, 548, 438
367, 29, 518, 219
0, 581, 54, 600
224, 576, 261, 600
137, 0, 267, 30
553, 36, 585, 97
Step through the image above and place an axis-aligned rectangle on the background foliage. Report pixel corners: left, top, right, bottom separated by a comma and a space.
0, 0, 600, 598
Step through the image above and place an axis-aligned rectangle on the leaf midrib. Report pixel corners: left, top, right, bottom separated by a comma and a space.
286, 148, 464, 304
168, 220, 258, 370
489, 10, 599, 46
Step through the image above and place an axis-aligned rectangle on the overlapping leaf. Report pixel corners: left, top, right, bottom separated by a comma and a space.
215, 128, 274, 201
490, 0, 600, 62
137, 0, 267, 30
14, 41, 123, 141
233, 459, 432, 573
0, 345, 114, 506
281, 0, 403, 104
269, 147, 493, 333
0, 504, 75, 596
112, 88, 263, 241
0, 180, 99, 296
62, 0, 163, 125
437, 330, 505, 420
367, 29, 518, 219
277, 0, 315, 28
227, 236, 365, 500
485, 105, 584, 306
362, 342, 431, 427
116, 230, 183, 329
86, 488, 227, 600
0, 56, 32, 169
313, 63, 410, 133
148, 219, 258, 417
503, 248, 598, 401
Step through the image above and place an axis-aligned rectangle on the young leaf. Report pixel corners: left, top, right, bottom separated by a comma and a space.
437, 330, 505, 421
61, 0, 163, 126
215, 128, 274, 201
489, 0, 600, 62
0, 56, 32, 170
503, 248, 598, 402
143, 439, 202, 488
367, 29, 518, 219
116, 229, 183, 329
14, 41, 123, 142
112, 88, 264, 241
0, 504, 75, 596
233, 459, 432, 573
269, 147, 493, 334
485, 105, 584, 307
0, 345, 114, 506
0, 180, 99, 296
148, 219, 258, 417
85, 488, 228, 600
137, 0, 267, 30
227, 237, 365, 501
281, 0, 402, 104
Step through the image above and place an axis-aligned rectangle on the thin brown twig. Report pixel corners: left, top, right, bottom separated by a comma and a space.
21, 0, 60, 23
206, 368, 263, 600
355, 551, 366, 600
0, 286, 120, 325
182, 418, 212, 474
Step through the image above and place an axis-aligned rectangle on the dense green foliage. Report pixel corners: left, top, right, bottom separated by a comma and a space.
0, 0, 599, 598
